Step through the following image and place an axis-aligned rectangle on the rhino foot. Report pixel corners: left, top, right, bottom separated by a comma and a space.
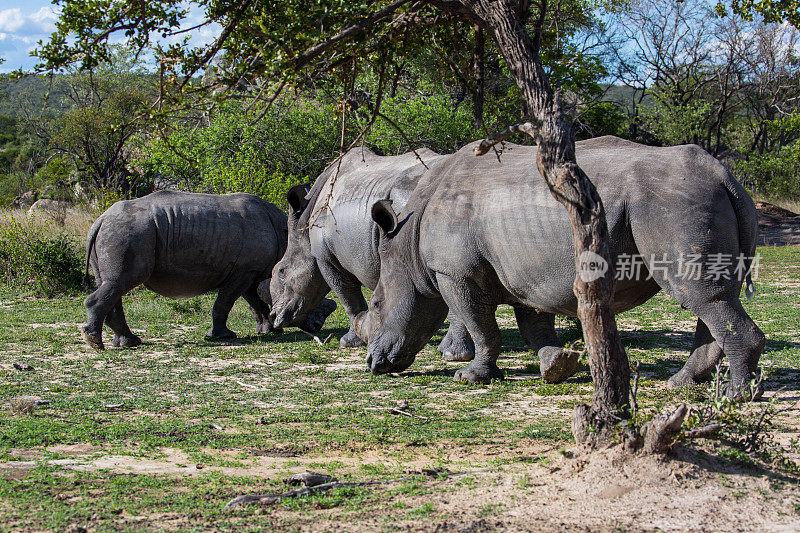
539, 346, 580, 383
667, 369, 704, 389
112, 334, 142, 348
439, 334, 475, 362
454, 362, 504, 384
205, 329, 237, 341
80, 325, 105, 351
723, 373, 764, 402
256, 322, 281, 335
340, 330, 366, 348
299, 298, 337, 333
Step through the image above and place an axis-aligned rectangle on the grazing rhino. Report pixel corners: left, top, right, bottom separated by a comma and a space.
354, 137, 764, 397
81, 190, 335, 350
269, 147, 446, 348
269, 148, 560, 359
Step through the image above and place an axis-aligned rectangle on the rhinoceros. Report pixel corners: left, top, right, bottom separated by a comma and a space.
354, 137, 764, 397
268, 148, 561, 359
269, 148, 446, 348
81, 190, 335, 350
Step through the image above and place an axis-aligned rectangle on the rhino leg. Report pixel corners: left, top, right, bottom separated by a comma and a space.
437, 274, 504, 384
298, 298, 337, 333
206, 278, 252, 340
438, 313, 475, 362
668, 318, 722, 389
686, 300, 764, 399
317, 262, 367, 348
513, 307, 560, 352
83, 279, 133, 351
243, 282, 276, 335
106, 301, 142, 348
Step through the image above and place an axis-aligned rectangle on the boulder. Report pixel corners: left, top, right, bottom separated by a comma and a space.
538, 346, 581, 384
28, 199, 70, 225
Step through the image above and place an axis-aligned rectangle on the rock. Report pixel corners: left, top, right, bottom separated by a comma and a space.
17, 191, 38, 209
539, 346, 580, 383
28, 199, 70, 225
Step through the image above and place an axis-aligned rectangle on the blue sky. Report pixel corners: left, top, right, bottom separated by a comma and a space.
0, 0, 59, 72
0, 0, 218, 73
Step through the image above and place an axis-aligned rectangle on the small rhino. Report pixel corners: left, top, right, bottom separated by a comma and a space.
81, 190, 335, 350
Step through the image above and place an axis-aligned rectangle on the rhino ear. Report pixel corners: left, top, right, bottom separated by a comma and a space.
287, 184, 310, 216
371, 199, 398, 236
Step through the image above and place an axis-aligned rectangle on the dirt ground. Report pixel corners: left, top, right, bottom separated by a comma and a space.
757, 201, 800, 246
1, 206, 799, 531
2, 348, 798, 532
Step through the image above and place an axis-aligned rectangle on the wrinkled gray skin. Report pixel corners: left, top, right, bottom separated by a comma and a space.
81, 190, 334, 350
355, 137, 764, 398
270, 147, 521, 358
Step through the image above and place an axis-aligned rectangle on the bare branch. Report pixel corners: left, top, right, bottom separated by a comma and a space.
473, 121, 541, 156
293, 0, 413, 70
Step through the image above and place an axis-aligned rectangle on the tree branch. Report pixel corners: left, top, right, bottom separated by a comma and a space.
293, 0, 414, 70
473, 121, 541, 155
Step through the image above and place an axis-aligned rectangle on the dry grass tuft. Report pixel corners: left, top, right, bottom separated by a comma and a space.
9, 396, 41, 416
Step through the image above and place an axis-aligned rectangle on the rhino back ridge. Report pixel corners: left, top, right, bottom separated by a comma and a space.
396, 136, 755, 315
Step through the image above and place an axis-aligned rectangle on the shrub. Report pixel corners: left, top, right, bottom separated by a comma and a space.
735, 141, 800, 199
0, 217, 84, 297
367, 93, 476, 155
132, 99, 342, 208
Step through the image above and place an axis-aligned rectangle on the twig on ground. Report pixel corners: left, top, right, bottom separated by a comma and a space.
225, 469, 466, 510
297, 328, 334, 346
364, 400, 430, 420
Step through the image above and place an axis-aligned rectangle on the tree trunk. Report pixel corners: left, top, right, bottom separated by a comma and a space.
462, 0, 630, 443
473, 25, 485, 130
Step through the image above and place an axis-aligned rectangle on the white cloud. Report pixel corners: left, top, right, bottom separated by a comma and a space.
0, 6, 59, 71
0, 7, 57, 36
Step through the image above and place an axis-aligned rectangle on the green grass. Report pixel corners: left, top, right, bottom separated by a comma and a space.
0, 245, 798, 529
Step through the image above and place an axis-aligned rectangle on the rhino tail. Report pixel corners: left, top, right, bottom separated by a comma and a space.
722, 174, 758, 300
84, 217, 102, 290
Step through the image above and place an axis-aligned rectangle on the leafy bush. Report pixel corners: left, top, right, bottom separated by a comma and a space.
134, 94, 483, 209
0, 217, 84, 296
575, 102, 629, 139
368, 93, 476, 155
639, 99, 713, 147
132, 99, 342, 209
736, 141, 800, 199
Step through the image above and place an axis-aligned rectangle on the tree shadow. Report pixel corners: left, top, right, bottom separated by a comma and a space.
671, 444, 799, 485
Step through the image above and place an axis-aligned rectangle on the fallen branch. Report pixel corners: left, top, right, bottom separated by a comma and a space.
683, 423, 724, 439
641, 404, 688, 454
364, 399, 430, 420
235, 380, 259, 390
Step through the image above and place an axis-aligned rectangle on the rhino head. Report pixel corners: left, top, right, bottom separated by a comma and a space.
269, 184, 332, 329
354, 200, 448, 374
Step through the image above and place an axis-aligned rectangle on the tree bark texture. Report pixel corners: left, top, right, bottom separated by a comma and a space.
472, 25, 485, 130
